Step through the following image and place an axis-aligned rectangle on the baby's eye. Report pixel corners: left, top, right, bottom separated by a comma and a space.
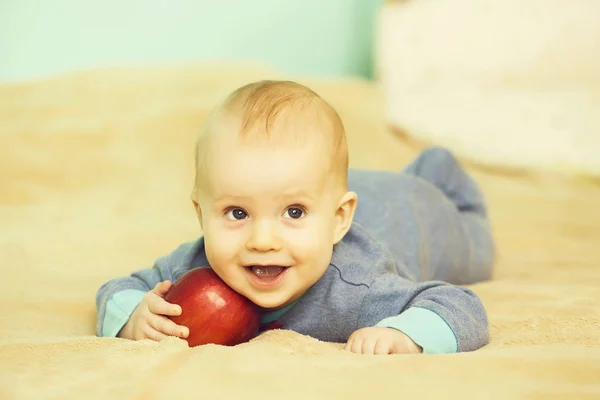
225, 208, 248, 221
284, 207, 305, 220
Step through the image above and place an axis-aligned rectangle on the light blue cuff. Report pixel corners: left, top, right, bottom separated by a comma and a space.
375, 307, 458, 354
102, 289, 147, 337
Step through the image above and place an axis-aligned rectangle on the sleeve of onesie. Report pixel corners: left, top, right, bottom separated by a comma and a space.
95, 238, 207, 337
357, 272, 489, 353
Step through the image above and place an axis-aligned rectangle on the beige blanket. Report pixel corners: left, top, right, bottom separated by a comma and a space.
1, 65, 599, 399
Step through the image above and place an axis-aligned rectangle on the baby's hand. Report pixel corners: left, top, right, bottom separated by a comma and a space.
117, 281, 190, 342
345, 327, 423, 355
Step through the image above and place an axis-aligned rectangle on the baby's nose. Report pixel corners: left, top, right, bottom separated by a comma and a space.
246, 219, 282, 252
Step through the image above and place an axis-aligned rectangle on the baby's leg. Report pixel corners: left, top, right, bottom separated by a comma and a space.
349, 146, 495, 284
401, 146, 495, 284
401, 147, 487, 216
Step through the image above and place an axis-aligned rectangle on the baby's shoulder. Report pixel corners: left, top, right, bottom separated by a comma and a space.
154, 236, 209, 279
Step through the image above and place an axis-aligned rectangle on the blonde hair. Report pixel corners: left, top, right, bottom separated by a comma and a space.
194, 80, 348, 192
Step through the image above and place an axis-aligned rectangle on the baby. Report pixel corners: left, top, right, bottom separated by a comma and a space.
95, 80, 495, 355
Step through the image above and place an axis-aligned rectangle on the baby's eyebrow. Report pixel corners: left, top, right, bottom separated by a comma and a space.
282, 194, 317, 203
212, 192, 316, 203
212, 194, 247, 203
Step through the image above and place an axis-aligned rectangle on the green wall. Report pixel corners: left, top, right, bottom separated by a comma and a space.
0, 0, 383, 83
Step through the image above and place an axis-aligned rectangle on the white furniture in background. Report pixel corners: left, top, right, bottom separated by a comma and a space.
376, 0, 600, 176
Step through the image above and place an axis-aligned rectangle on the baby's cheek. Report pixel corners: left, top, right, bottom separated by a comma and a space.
204, 237, 248, 291
288, 229, 316, 252
204, 227, 244, 266
289, 228, 332, 268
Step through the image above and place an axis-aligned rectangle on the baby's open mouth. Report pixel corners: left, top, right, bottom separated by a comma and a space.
247, 265, 287, 277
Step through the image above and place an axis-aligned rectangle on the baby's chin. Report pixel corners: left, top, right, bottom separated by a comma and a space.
251, 298, 288, 311
247, 292, 295, 311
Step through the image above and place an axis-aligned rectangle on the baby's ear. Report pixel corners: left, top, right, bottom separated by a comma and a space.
333, 191, 357, 244
190, 190, 203, 228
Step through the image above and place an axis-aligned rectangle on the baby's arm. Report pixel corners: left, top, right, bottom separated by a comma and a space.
357, 272, 489, 354
95, 238, 206, 338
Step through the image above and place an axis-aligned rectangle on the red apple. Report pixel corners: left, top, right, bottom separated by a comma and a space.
164, 267, 261, 347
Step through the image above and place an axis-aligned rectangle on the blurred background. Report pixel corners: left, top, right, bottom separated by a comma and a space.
0, 0, 382, 83
1, 0, 599, 176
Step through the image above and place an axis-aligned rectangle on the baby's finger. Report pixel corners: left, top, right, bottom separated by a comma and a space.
344, 331, 357, 352
349, 336, 365, 354
147, 294, 182, 316
152, 280, 172, 297
148, 313, 189, 339
374, 339, 392, 355
142, 324, 168, 342
361, 337, 377, 355
344, 337, 353, 352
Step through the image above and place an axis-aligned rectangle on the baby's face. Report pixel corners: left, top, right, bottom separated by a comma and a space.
194, 135, 345, 309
